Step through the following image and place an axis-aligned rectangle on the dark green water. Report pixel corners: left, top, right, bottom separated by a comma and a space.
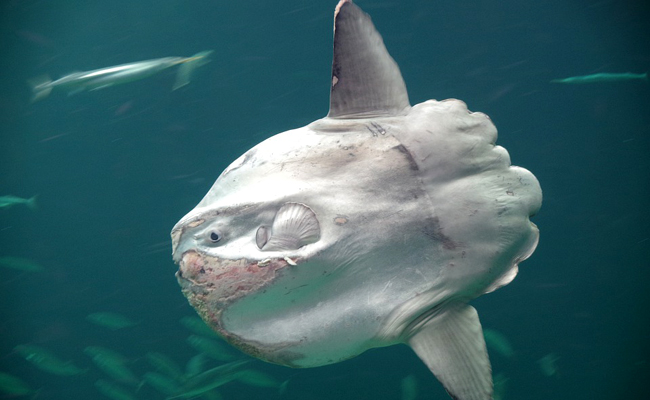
1, 1, 648, 399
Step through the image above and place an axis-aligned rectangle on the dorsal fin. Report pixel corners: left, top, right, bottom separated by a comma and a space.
328, 0, 410, 119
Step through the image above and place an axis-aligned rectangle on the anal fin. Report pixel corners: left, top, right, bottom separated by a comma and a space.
407, 304, 493, 400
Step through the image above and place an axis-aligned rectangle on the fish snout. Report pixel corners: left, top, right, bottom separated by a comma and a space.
171, 217, 205, 262
177, 251, 207, 282
171, 227, 183, 261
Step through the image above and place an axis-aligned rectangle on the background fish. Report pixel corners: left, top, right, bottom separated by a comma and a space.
145, 352, 186, 382
186, 335, 235, 362
28, 50, 213, 101
14, 344, 86, 376
84, 346, 139, 386
169, 360, 249, 399
94, 379, 137, 400
551, 72, 648, 84
0, 256, 44, 272
0, 372, 34, 396
483, 328, 515, 359
86, 312, 139, 330
179, 316, 220, 338
0, 195, 37, 210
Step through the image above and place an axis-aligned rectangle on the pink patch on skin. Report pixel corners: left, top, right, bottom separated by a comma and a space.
178, 251, 293, 307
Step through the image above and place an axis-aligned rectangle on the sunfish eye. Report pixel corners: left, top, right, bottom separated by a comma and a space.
208, 231, 222, 243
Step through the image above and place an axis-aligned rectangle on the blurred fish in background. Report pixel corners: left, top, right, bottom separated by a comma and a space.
28, 50, 213, 102
0, 256, 44, 272
86, 312, 139, 330
0, 195, 37, 210
551, 72, 647, 84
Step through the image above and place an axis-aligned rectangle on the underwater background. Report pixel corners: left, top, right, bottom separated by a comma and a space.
1, 0, 648, 399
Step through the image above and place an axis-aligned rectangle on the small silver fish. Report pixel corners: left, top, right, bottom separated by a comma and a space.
84, 346, 139, 386
234, 369, 282, 388
0, 256, 44, 272
169, 360, 249, 399
0, 371, 34, 396
493, 372, 510, 400
0, 195, 37, 210
145, 352, 185, 381
14, 344, 86, 376
483, 328, 515, 359
142, 372, 182, 396
184, 353, 207, 378
84, 346, 129, 363
186, 335, 235, 362
29, 50, 213, 101
86, 312, 139, 330
179, 316, 220, 338
551, 72, 648, 84
400, 374, 418, 400
94, 379, 137, 400
537, 353, 560, 377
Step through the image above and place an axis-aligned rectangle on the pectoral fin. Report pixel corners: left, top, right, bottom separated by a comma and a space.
258, 203, 321, 251
407, 304, 493, 400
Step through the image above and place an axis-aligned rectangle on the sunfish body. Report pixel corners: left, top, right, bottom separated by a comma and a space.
29, 50, 212, 101
171, 2, 542, 400
551, 72, 648, 84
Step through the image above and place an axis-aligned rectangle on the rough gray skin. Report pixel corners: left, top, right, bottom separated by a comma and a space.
171, 1, 541, 399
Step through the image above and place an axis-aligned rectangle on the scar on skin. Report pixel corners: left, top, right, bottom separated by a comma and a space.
188, 219, 204, 228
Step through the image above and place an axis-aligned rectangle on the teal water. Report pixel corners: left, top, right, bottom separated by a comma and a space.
1, 1, 648, 399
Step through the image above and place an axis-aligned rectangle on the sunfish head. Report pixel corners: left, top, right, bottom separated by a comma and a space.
171, 1, 541, 399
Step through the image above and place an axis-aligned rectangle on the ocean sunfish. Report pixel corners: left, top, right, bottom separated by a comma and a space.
171, 1, 542, 399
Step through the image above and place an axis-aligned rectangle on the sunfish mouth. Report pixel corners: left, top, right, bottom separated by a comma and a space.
177, 251, 309, 364
176, 251, 296, 313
